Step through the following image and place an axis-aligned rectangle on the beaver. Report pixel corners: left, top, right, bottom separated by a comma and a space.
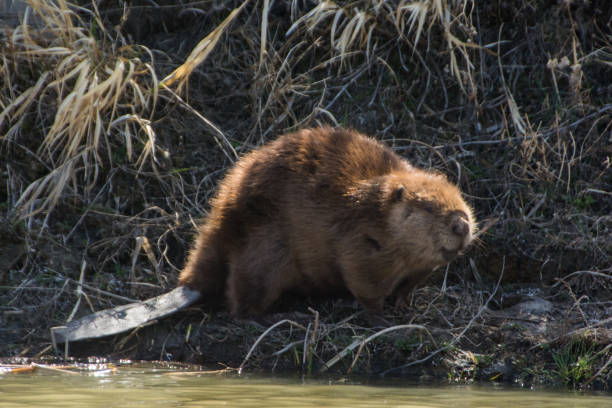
178, 127, 475, 316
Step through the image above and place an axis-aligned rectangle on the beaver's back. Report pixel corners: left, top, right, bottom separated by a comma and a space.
225, 127, 408, 206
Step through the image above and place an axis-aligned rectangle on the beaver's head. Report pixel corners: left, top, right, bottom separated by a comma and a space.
383, 171, 476, 270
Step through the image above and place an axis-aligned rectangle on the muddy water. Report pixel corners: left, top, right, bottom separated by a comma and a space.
1, 365, 610, 408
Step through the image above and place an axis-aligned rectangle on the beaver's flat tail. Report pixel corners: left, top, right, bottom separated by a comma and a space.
50, 286, 201, 344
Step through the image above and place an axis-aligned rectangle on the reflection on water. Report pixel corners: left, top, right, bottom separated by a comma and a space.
0, 365, 610, 408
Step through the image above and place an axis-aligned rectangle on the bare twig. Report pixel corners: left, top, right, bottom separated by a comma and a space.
66, 260, 87, 323
31, 363, 80, 375
320, 324, 434, 373
66, 279, 138, 304
239, 319, 307, 374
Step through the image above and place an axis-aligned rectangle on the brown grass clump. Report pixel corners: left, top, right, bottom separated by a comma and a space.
286, 0, 479, 94
1, 0, 160, 220
0, 0, 611, 389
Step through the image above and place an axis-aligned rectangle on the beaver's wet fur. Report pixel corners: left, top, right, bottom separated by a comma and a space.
178, 127, 475, 316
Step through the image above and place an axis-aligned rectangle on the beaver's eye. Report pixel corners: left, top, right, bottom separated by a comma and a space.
393, 186, 404, 202
422, 203, 435, 214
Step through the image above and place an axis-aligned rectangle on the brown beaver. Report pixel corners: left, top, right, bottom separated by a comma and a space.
178, 127, 475, 316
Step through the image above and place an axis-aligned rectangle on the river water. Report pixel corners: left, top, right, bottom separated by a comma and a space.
1, 364, 610, 407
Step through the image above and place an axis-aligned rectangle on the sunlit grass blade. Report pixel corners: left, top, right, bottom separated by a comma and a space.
161, 0, 248, 91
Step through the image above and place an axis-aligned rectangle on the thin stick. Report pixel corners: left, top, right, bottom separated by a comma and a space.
239, 319, 306, 374
160, 90, 238, 163
33, 345, 53, 359
31, 363, 80, 375
6, 366, 37, 374
163, 368, 237, 376
302, 322, 311, 371
320, 324, 434, 373
68, 279, 138, 303
66, 260, 87, 323
346, 340, 368, 375
552, 268, 612, 285
304, 307, 320, 373
472, 217, 498, 240
529, 316, 612, 351
273, 340, 303, 357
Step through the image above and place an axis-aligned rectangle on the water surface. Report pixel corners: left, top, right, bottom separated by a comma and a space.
1, 364, 610, 407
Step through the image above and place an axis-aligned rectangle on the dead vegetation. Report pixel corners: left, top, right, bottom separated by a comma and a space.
1, 0, 610, 389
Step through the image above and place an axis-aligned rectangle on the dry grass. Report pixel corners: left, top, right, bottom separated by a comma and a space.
286, 0, 478, 93
0, 0, 611, 389
1, 0, 160, 220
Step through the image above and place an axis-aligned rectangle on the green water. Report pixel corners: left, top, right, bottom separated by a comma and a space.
0, 365, 610, 407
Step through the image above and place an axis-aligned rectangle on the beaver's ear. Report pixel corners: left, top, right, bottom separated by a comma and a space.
392, 186, 404, 202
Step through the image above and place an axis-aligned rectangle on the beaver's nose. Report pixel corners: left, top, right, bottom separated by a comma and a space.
451, 215, 470, 238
